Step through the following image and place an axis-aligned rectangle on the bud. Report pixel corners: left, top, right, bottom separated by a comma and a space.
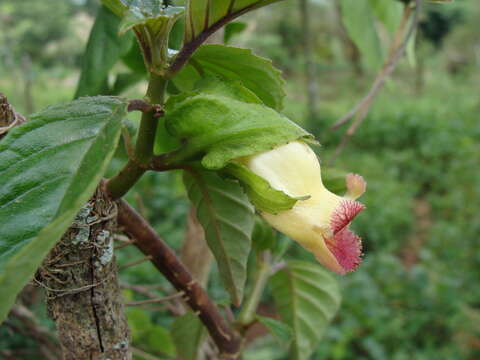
242, 141, 366, 274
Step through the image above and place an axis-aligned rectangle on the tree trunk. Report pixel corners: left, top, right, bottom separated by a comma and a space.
38, 186, 130, 360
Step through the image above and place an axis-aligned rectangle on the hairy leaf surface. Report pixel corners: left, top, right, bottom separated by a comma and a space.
270, 261, 341, 360
184, 169, 255, 305
0, 96, 127, 322
257, 316, 293, 346
164, 91, 312, 169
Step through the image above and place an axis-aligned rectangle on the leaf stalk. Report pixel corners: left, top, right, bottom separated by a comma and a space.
237, 252, 272, 327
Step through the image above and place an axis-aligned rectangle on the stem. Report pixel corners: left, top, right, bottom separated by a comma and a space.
135, 74, 166, 164
106, 160, 147, 200
117, 200, 242, 359
238, 253, 271, 326
106, 73, 166, 199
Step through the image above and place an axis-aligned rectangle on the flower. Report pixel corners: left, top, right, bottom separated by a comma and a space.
242, 141, 366, 274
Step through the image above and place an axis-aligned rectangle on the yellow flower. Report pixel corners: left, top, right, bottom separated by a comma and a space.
242, 141, 366, 274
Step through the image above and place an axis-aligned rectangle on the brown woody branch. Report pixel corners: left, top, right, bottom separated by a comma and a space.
116, 199, 242, 359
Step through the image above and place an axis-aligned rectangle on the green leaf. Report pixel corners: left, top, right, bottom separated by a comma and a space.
159, 77, 255, 156
173, 44, 286, 110
224, 21, 247, 44
163, 86, 313, 170
75, 6, 134, 98
127, 307, 152, 341
340, 0, 382, 70
223, 162, 299, 214
368, 0, 403, 34
102, 0, 184, 17
184, 0, 281, 44
169, 61, 202, 94
101, 0, 129, 17
171, 311, 206, 360
0, 96, 128, 323
270, 261, 341, 360
167, 75, 263, 110
169, 16, 185, 50
118, 5, 184, 35
184, 168, 255, 305
103, 1, 184, 73
122, 40, 147, 74
146, 326, 176, 356
257, 316, 294, 346
251, 216, 277, 252
406, 26, 417, 67
111, 72, 145, 95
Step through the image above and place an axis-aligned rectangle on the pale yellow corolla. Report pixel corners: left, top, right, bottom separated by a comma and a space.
243, 141, 366, 274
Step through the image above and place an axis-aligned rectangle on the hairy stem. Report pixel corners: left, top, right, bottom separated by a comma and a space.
106, 74, 166, 199
135, 74, 166, 164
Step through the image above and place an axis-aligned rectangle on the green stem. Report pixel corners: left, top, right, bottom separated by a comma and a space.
135, 73, 166, 164
106, 73, 166, 199
238, 253, 271, 326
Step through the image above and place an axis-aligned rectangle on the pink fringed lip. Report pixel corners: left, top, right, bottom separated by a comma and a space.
326, 200, 365, 274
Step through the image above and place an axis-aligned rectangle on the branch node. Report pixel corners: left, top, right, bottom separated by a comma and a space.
127, 99, 152, 113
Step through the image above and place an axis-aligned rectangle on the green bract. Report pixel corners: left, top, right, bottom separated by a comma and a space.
223, 162, 302, 214
0, 96, 127, 323
157, 77, 312, 214
162, 81, 313, 169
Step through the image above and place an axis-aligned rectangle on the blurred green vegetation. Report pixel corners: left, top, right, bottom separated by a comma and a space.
1, 0, 479, 359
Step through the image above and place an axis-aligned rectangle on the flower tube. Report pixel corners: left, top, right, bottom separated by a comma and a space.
242, 141, 366, 274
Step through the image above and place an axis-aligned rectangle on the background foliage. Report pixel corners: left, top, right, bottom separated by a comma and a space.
0, 0, 479, 359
